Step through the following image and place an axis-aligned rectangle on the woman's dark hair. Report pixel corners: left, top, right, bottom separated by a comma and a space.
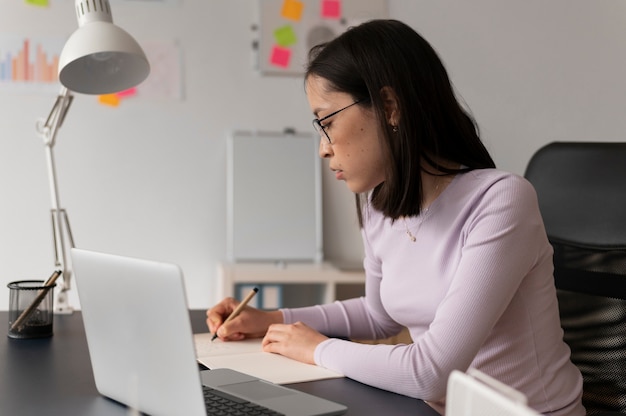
305, 19, 495, 226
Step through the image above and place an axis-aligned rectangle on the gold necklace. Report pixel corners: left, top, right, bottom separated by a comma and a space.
405, 222, 417, 242
403, 212, 426, 243
402, 175, 445, 242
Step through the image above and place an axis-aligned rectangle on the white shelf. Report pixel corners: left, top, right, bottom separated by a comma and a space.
217, 262, 365, 305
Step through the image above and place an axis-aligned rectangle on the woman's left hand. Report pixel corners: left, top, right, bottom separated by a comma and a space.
261, 321, 328, 365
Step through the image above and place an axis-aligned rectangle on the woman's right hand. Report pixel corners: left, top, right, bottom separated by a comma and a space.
206, 297, 284, 341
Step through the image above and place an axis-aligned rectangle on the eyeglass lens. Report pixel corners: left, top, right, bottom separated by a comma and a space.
312, 100, 361, 144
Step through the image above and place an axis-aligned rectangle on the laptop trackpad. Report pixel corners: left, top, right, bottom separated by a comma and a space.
221, 381, 296, 401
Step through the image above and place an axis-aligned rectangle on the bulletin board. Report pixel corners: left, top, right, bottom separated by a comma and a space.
227, 131, 322, 263
257, 0, 388, 76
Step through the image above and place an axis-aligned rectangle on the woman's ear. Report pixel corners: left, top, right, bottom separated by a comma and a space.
380, 86, 400, 126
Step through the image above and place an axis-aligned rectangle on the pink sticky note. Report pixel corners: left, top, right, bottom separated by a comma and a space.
269, 46, 291, 68
321, 0, 341, 19
115, 87, 137, 98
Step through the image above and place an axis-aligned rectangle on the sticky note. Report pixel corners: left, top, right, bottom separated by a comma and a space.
116, 87, 137, 98
26, 0, 49, 6
98, 94, 120, 107
269, 46, 291, 68
321, 0, 341, 19
273, 25, 297, 47
281, 0, 304, 22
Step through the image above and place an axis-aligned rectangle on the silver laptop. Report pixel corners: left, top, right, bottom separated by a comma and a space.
71, 248, 347, 416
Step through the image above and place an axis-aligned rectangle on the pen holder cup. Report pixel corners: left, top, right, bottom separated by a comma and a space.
7, 280, 56, 339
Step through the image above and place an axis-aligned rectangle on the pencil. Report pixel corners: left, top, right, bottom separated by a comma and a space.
211, 287, 259, 341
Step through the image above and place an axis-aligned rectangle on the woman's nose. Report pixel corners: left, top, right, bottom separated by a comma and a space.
319, 138, 332, 158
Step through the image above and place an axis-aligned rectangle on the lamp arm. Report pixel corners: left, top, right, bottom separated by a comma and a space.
36, 86, 75, 314
37, 87, 73, 147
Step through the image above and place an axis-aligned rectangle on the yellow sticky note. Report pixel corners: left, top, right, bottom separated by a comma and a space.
98, 94, 120, 107
281, 0, 304, 22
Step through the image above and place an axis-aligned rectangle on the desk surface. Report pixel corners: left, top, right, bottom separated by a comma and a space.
0, 310, 440, 416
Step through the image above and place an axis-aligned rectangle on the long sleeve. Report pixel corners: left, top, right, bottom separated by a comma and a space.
282, 169, 584, 416
281, 297, 403, 341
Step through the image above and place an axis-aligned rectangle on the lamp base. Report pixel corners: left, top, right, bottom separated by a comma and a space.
54, 289, 74, 315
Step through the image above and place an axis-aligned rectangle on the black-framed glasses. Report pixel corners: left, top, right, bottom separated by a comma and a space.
312, 100, 362, 144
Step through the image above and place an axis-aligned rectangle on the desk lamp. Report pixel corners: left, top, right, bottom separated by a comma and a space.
36, 0, 150, 313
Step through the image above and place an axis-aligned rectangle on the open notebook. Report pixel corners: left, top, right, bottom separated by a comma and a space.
195, 334, 343, 384
71, 248, 347, 416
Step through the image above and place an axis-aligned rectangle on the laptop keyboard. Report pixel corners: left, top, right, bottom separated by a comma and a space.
203, 386, 285, 416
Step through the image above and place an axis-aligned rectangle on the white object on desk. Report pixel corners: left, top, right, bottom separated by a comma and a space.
446, 369, 541, 416
35, 0, 150, 314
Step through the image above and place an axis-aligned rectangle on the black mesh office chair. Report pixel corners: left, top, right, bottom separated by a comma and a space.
524, 142, 626, 416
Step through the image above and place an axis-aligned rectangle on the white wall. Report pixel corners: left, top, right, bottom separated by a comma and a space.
395, 0, 626, 175
1, 0, 625, 310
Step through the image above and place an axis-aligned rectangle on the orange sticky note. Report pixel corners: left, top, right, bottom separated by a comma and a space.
269, 46, 291, 68
98, 94, 120, 107
281, 0, 304, 21
321, 0, 341, 19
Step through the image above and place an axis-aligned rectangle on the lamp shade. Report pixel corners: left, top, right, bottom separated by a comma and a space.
58, 0, 150, 95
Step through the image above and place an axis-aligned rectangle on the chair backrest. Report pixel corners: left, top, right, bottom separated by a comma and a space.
524, 141, 626, 414
446, 369, 540, 416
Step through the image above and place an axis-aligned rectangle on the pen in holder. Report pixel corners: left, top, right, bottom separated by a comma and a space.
7, 270, 61, 339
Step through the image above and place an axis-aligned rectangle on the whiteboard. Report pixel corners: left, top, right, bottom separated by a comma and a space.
227, 131, 322, 262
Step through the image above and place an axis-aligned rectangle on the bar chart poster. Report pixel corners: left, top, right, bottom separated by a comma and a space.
0, 35, 65, 93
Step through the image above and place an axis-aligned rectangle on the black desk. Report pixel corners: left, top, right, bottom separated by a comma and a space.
0, 310, 440, 416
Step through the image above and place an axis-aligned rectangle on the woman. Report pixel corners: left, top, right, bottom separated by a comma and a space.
207, 19, 584, 415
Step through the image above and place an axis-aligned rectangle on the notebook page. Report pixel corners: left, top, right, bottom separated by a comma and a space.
193, 333, 343, 384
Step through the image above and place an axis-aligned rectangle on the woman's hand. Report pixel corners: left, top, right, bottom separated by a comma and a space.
262, 321, 328, 365
206, 298, 283, 341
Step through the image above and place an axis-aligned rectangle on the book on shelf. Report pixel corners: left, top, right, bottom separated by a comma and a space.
236, 283, 283, 309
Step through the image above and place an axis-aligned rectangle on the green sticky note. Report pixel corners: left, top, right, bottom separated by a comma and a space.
26, 0, 50, 6
274, 25, 297, 47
